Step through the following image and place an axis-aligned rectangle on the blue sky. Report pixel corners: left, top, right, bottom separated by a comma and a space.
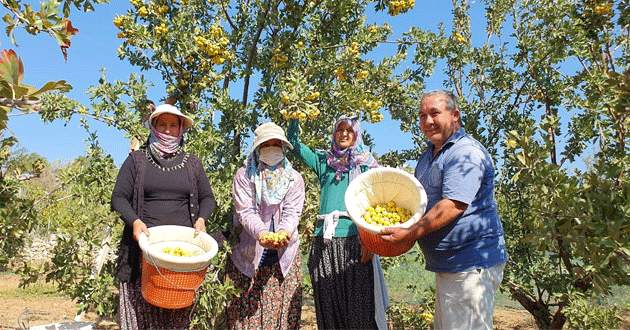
4, 1, 489, 167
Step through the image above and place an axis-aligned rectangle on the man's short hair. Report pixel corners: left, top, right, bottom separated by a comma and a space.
421, 89, 458, 113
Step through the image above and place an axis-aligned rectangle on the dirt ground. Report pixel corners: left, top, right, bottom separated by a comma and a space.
6, 271, 625, 330
0, 272, 538, 330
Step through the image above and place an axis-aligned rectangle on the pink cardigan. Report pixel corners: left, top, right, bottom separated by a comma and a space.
230, 166, 305, 278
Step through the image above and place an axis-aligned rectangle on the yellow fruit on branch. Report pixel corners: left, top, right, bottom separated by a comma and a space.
113, 16, 126, 29
388, 0, 414, 16
594, 3, 613, 15
455, 32, 466, 43
137, 6, 148, 17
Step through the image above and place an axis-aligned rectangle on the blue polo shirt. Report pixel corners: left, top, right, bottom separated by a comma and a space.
415, 128, 508, 273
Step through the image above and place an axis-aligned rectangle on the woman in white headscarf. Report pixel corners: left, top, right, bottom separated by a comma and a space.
111, 104, 216, 329
226, 122, 305, 330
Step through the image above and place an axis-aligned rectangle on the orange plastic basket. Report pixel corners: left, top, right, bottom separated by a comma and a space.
141, 256, 208, 309
357, 227, 416, 257
138, 225, 219, 309
345, 168, 427, 257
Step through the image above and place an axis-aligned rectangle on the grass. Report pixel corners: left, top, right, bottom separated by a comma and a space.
0, 271, 63, 299
378, 254, 630, 311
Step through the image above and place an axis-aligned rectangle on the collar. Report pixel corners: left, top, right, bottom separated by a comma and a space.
427, 128, 467, 155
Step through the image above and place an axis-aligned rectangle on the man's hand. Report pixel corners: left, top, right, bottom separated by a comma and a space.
133, 219, 150, 241
193, 217, 206, 236
379, 226, 417, 246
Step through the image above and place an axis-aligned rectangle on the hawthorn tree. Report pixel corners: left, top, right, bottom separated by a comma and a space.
3, 0, 630, 329
0, 0, 107, 269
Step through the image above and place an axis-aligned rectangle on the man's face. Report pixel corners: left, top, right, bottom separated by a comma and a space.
419, 95, 460, 151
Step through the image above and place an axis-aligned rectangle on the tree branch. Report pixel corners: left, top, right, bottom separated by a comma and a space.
0, 97, 42, 110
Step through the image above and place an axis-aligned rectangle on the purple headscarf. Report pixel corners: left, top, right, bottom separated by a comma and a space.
326, 115, 378, 181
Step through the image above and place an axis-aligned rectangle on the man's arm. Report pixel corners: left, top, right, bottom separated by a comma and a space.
380, 198, 467, 246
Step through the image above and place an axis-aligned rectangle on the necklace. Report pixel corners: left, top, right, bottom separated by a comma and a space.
144, 148, 189, 171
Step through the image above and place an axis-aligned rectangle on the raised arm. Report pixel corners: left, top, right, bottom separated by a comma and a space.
287, 119, 321, 172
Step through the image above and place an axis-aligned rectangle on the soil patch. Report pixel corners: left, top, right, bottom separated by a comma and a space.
0, 272, 534, 330
4, 272, 628, 330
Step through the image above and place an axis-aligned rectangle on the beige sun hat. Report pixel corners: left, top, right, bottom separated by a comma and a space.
251, 122, 293, 151
149, 104, 194, 131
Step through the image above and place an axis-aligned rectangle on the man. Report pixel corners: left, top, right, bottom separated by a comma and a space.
381, 89, 508, 330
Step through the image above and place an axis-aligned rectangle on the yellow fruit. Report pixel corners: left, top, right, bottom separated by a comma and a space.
363, 201, 413, 227
161, 246, 199, 257
455, 33, 466, 43
113, 16, 126, 29
261, 231, 289, 242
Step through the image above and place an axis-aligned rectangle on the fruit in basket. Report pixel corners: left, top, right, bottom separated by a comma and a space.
161, 246, 200, 257
362, 201, 413, 227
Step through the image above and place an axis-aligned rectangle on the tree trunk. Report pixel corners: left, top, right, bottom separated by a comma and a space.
507, 282, 553, 329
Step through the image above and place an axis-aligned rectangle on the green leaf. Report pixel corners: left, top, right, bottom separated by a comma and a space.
516, 152, 527, 166
32, 80, 73, 95
0, 107, 8, 129
10, 83, 30, 99
0, 80, 15, 98
2, 13, 14, 26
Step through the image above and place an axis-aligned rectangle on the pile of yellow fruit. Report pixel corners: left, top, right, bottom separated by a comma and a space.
261, 231, 289, 243
362, 201, 413, 227
161, 246, 199, 257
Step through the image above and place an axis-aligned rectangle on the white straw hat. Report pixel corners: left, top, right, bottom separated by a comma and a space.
149, 104, 194, 131
251, 122, 293, 151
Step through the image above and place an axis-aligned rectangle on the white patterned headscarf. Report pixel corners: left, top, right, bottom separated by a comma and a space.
245, 147, 294, 205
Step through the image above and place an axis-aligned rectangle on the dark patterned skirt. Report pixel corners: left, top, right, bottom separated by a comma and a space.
225, 254, 303, 330
118, 274, 194, 330
308, 236, 377, 330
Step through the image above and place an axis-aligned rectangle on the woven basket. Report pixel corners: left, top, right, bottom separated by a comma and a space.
345, 167, 427, 257
138, 225, 219, 309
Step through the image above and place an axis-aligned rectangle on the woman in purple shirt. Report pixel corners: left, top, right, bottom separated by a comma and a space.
225, 122, 306, 330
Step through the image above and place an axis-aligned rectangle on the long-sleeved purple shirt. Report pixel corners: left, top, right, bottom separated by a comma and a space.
230, 166, 305, 278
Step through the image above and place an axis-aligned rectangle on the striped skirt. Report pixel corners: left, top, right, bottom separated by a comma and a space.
225, 254, 303, 330
118, 276, 193, 330
308, 236, 377, 330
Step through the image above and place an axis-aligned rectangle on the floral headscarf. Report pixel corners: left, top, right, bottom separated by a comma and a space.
326, 115, 378, 181
245, 147, 294, 205
148, 115, 184, 159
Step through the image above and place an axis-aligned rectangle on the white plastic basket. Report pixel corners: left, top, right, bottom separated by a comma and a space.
345, 167, 427, 256
138, 225, 219, 271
